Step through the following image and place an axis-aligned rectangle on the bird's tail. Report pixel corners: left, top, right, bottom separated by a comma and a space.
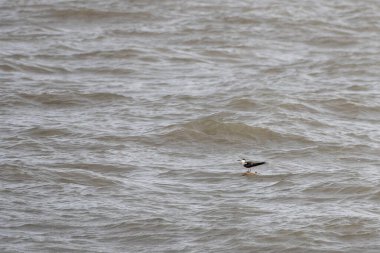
253, 162, 266, 166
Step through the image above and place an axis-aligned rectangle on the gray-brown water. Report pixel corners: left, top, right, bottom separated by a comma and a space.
1, 1, 380, 252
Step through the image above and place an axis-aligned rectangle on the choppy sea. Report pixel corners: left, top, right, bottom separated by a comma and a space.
1, 1, 380, 252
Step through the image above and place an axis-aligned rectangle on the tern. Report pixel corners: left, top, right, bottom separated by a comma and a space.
238, 159, 266, 175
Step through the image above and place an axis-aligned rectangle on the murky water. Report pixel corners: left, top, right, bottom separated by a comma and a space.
1, 1, 380, 252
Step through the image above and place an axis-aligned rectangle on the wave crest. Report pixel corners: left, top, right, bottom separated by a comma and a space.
159, 117, 311, 145
18, 92, 130, 107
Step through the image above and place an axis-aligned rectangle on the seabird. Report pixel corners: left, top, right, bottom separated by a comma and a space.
238, 158, 266, 175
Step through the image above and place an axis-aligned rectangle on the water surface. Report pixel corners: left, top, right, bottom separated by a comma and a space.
1, 1, 380, 252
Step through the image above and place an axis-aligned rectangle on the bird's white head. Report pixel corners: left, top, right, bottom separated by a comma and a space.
238, 159, 246, 165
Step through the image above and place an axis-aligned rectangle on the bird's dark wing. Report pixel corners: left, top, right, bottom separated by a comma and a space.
247, 161, 266, 167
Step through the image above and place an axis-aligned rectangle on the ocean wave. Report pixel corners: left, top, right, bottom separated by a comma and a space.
303, 181, 376, 197
0, 60, 69, 74
279, 102, 320, 114
51, 168, 123, 187
18, 92, 85, 107
82, 92, 133, 104
158, 116, 312, 146
50, 163, 137, 174
17, 91, 130, 107
298, 96, 380, 119
44, 8, 156, 21
72, 48, 144, 60
322, 98, 380, 114
25, 126, 72, 137
226, 98, 258, 111
0, 164, 35, 182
